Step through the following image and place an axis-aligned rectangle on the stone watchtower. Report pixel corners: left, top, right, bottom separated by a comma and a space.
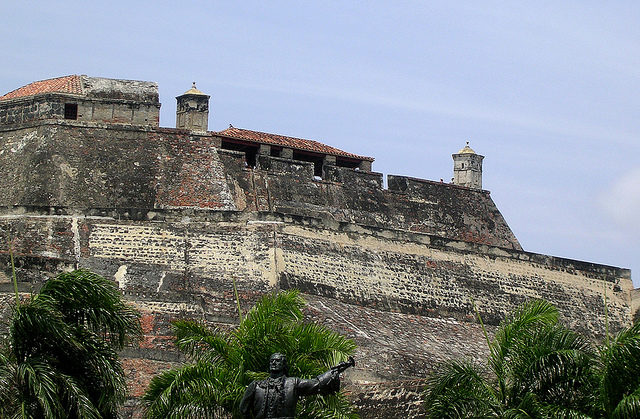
452, 142, 484, 189
176, 82, 210, 132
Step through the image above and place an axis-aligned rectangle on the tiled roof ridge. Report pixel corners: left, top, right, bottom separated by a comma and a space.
0, 75, 84, 101
220, 126, 323, 146
218, 126, 374, 161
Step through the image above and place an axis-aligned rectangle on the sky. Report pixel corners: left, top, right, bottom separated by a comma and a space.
1, 1, 638, 287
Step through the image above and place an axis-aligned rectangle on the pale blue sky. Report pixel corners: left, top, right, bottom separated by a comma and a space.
1, 1, 638, 286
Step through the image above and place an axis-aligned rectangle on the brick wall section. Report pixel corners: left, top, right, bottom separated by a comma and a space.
0, 124, 247, 210
0, 95, 66, 125
253, 155, 521, 249
0, 123, 161, 208
278, 224, 630, 338
387, 175, 519, 247
152, 133, 250, 210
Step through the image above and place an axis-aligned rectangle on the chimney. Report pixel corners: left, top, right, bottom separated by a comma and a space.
176, 82, 210, 132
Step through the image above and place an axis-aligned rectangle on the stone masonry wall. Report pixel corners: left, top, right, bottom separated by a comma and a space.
0, 210, 631, 418
0, 120, 635, 418
0, 77, 160, 127
0, 211, 631, 338
254, 154, 521, 249
0, 94, 160, 127
0, 122, 520, 249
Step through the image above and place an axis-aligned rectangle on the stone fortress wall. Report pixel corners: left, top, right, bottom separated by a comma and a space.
0, 76, 636, 418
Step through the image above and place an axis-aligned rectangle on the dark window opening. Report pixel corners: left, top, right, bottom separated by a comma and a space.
335, 157, 360, 169
293, 151, 324, 177
221, 140, 258, 168
64, 103, 78, 120
270, 146, 282, 157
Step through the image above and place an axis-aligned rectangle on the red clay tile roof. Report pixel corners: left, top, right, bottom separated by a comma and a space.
218, 126, 374, 161
0, 75, 83, 101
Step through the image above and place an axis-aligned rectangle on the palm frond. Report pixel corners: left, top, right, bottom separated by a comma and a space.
538, 403, 594, 419
507, 325, 597, 411
39, 269, 141, 349
425, 300, 606, 418
598, 320, 640, 416
57, 372, 102, 419
610, 386, 640, 419
15, 357, 65, 418
0, 350, 19, 417
502, 391, 543, 418
236, 289, 304, 338
291, 323, 357, 364
173, 319, 229, 362
143, 361, 240, 418
71, 328, 128, 412
490, 300, 559, 402
10, 297, 80, 362
2, 269, 140, 417
298, 392, 359, 419
425, 359, 499, 418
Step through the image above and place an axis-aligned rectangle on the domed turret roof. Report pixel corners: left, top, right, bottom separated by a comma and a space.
182, 82, 206, 96
458, 141, 476, 154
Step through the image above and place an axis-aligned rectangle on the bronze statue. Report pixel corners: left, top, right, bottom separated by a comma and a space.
239, 352, 355, 419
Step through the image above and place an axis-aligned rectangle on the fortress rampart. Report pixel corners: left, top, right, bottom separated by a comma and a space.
0, 76, 636, 418
0, 121, 521, 248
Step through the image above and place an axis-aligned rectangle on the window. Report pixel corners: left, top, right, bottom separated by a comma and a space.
292, 151, 324, 177
64, 103, 78, 120
335, 157, 360, 169
221, 140, 258, 168
270, 146, 282, 157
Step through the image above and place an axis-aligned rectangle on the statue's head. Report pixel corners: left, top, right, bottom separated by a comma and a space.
269, 352, 287, 376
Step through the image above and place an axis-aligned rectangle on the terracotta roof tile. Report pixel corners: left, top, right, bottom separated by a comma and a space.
0, 75, 84, 101
218, 126, 374, 161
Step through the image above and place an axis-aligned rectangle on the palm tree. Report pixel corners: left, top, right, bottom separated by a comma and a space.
424, 300, 598, 418
596, 321, 640, 418
0, 269, 141, 418
143, 289, 358, 418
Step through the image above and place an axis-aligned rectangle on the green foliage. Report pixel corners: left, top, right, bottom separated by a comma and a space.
598, 321, 640, 418
0, 269, 141, 418
143, 289, 358, 418
425, 299, 640, 419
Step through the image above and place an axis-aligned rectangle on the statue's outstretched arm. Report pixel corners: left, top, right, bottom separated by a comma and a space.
296, 369, 340, 396
296, 358, 354, 396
